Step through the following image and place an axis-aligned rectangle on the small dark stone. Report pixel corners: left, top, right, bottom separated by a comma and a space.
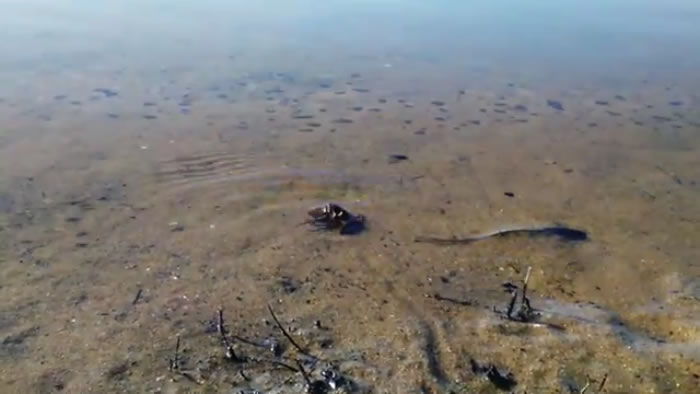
368, 108, 381, 112
470, 120, 481, 125
480, 108, 487, 113
504, 192, 515, 197
319, 83, 331, 88
75, 242, 89, 248
388, 154, 409, 163
170, 224, 185, 232
76, 231, 88, 237
54, 95, 67, 101
350, 73, 361, 78
669, 100, 683, 106
106, 362, 130, 380
307, 122, 322, 127
615, 95, 626, 101
216, 93, 228, 99
334, 90, 346, 95
351, 106, 363, 112
332, 118, 353, 124
353, 88, 370, 93
65, 217, 81, 223
414, 129, 426, 135
588, 122, 597, 127
563, 168, 574, 173
652, 115, 672, 122
298, 128, 314, 132
143, 102, 156, 107
606, 111, 621, 116
292, 114, 314, 119
512, 104, 528, 112
107, 113, 120, 119
494, 109, 506, 114
404, 120, 412, 124
70, 101, 82, 106
494, 102, 508, 107
378, 98, 387, 103
434, 117, 446, 122
547, 100, 564, 111
439, 107, 448, 113
143, 115, 157, 120
278, 276, 299, 293
595, 100, 609, 106
94, 88, 118, 98
431, 100, 445, 107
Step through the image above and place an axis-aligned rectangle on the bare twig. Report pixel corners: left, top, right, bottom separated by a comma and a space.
132, 288, 143, 305
506, 289, 518, 319
521, 266, 531, 304
296, 359, 313, 387
218, 308, 245, 362
168, 336, 181, 371
580, 380, 591, 393
267, 304, 311, 357
598, 373, 608, 392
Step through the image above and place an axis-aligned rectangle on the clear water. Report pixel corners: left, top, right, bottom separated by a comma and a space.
1, 1, 699, 392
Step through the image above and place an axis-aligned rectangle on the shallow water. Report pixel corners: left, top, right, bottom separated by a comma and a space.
1, 0, 700, 392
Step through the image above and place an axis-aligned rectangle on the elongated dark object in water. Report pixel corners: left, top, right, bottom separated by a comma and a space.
415, 226, 588, 245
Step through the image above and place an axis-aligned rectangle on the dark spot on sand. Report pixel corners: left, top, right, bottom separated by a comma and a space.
332, 118, 353, 124
480, 108, 487, 113
439, 107, 448, 113
70, 101, 82, 106
504, 192, 515, 198
564, 168, 574, 174
378, 98, 387, 103
669, 101, 683, 107
494, 109, 506, 114
494, 102, 508, 107
353, 88, 370, 93
434, 117, 446, 122
319, 83, 331, 88
350, 73, 361, 78
470, 120, 481, 125
352, 106, 363, 112
606, 111, 621, 116
388, 154, 409, 163
217, 93, 229, 99
334, 90, 346, 95
404, 120, 413, 125
143, 115, 157, 120
595, 100, 609, 106
107, 113, 119, 119
76, 231, 88, 237
368, 108, 381, 112
615, 95, 626, 101
265, 87, 284, 94
54, 95, 67, 101
65, 217, 81, 223
653, 115, 672, 122
307, 122, 322, 127
278, 276, 299, 293
94, 88, 118, 98
431, 100, 445, 107
512, 104, 528, 112
292, 114, 314, 119
298, 128, 314, 132
415, 128, 426, 135
547, 100, 564, 111
265, 108, 276, 113
143, 102, 156, 107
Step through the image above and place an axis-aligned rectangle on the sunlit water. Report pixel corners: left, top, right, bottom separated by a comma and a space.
1, 0, 699, 392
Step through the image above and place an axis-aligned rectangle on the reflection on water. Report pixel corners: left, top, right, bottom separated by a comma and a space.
1, 0, 699, 392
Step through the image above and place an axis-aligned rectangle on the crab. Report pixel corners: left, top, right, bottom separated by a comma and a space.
303, 203, 366, 235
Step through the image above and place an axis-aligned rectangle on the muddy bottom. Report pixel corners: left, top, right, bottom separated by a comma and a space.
1, 63, 699, 393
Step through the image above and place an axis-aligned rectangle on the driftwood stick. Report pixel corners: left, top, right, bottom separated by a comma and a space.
296, 359, 313, 387
267, 304, 310, 357
218, 308, 244, 362
168, 336, 181, 371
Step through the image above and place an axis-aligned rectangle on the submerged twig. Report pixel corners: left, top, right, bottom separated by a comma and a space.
267, 304, 311, 358
168, 336, 181, 371
580, 380, 591, 394
132, 288, 143, 305
598, 373, 608, 392
218, 308, 245, 362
